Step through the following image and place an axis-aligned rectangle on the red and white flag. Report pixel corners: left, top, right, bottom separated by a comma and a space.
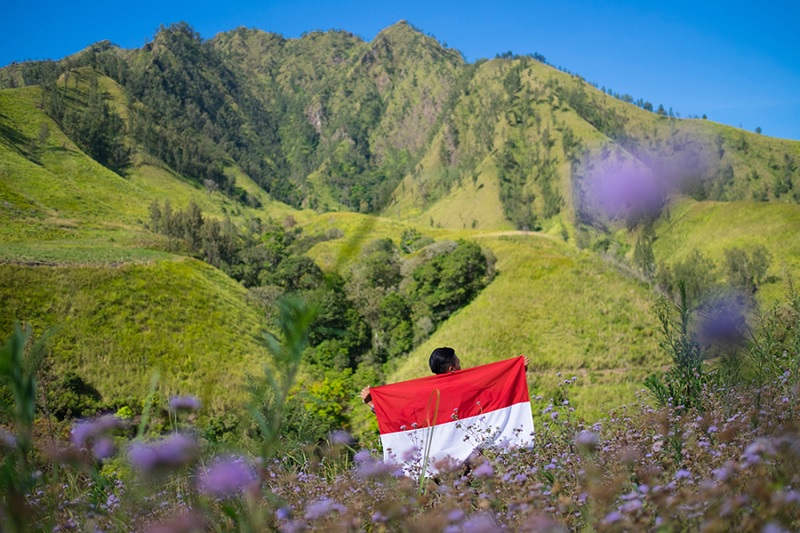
370, 356, 534, 474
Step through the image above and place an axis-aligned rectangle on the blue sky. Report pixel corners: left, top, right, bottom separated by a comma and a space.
3, 0, 799, 140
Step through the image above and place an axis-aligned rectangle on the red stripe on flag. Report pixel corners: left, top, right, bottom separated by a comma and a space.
370, 356, 529, 435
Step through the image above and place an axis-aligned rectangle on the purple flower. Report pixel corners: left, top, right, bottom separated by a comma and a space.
602, 511, 623, 525
472, 462, 494, 478
329, 430, 354, 446
743, 438, 775, 463
71, 415, 123, 449
575, 430, 599, 450
127, 433, 199, 474
0, 428, 17, 450
674, 469, 692, 481
353, 450, 372, 463
697, 294, 748, 347
198, 455, 257, 498
105, 493, 120, 511
621, 499, 642, 513
92, 437, 116, 460
168, 395, 201, 412
304, 498, 344, 520
581, 157, 664, 222
713, 466, 732, 482
355, 456, 393, 478
462, 513, 499, 533
447, 509, 465, 522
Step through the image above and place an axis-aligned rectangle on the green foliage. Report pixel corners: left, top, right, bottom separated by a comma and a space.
723, 245, 771, 293
358, 238, 402, 288
409, 240, 494, 324
735, 280, 800, 387
400, 228, 434, 253
0, 260, 271, 412
656, 248, 717, 306
496, 138, 540, 231
127, 23, 289, 200
40, 72, 130, 173
248, 295, 316, 457
45, 371, 103, 420
656, 244, 773, 305
0, 324, 51, 533
377, 293, 414, 359
633, 227, 656, 278
645, 284, 706, 411
302, 370, 353, 432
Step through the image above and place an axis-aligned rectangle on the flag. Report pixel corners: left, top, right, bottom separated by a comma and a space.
370, 356, 534, 474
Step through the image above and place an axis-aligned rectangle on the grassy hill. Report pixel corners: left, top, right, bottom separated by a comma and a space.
2, 20, 800, 426
388, 232, 663, 420
0, 258, 269, 412
299, 214, 662, 419
0, 84, 302, 414
650, 197, 800, 304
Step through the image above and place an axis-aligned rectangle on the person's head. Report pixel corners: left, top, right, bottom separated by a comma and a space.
429, 347, 461, 374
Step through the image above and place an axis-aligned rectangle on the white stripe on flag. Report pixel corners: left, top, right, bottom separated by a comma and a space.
380, 401, 534, 474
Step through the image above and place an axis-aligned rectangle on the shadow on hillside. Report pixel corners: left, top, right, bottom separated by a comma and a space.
0, 120, 33, 157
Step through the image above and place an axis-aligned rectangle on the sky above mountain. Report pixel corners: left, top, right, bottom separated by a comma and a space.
3, 0, 798, 140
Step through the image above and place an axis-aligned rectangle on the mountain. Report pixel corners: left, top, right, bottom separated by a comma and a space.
2, 21, 800, 423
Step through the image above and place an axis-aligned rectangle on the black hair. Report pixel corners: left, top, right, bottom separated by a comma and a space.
429, 347, 457, 374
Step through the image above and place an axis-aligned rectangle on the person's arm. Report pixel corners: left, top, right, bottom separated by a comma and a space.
361, 386, 375, 412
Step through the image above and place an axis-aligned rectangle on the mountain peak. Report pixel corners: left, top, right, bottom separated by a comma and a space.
375, 20, 424, 40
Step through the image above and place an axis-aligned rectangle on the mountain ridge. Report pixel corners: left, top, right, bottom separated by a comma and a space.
2, 21, 800, 424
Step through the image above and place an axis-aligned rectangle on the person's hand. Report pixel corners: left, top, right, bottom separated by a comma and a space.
521, 355, 529, 370
360, 386, 372, 403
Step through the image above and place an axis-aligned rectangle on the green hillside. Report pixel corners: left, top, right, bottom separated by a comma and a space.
2, 20, 800, 429
0, 258, 269, 412
388, 232, 663, 419
0, 83, 299, 416
650, 198, 800, 304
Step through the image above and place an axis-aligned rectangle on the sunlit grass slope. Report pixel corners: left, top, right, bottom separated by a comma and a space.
0, 86, 305, 245
652, 198, 800, 302
0, 84, 304, 413
0, 258, 269, 411
302, 213, 665, 419
386, 233, 664, 420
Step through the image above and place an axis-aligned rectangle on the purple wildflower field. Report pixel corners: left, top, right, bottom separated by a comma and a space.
1, 291, 799, 532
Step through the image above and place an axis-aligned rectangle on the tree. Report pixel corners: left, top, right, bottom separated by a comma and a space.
658, 249, 716, 305
377, 293, 413, 360
410, 240, 492, 323
268, 256, 324, 292
633, 230, 656, 278
724, 246, 771, 293
360, 239, 402, 289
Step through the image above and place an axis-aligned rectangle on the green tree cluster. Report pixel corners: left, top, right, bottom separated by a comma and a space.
656, 245, 772, 305
40, 74, 130, 173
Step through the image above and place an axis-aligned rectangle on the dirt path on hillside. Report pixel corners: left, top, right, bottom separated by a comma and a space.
474, 230, 559, 241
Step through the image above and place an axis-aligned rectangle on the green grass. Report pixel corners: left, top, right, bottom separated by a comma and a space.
392, 234, 661, 374
301, 213, 667, 420
0, 257, 269, 411
652, 198, 800, 303
3, 47, 798, 429
357, 231, 664, 420
0, 86, 305, 245
0, 239, 173, 264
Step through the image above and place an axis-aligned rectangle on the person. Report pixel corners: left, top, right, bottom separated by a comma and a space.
360, 347, 528, 409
